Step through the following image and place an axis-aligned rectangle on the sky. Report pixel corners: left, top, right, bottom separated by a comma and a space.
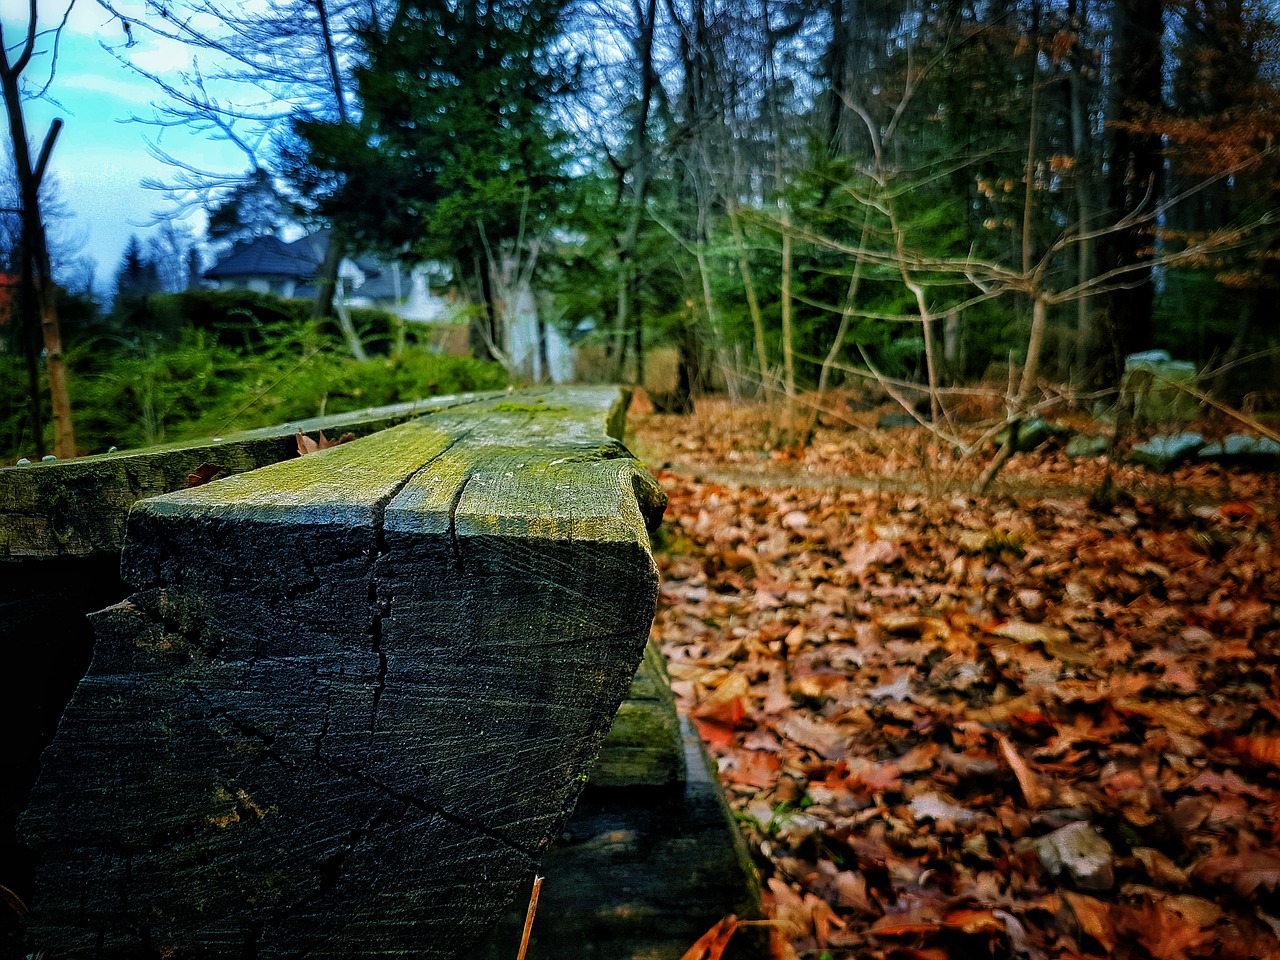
12, 0, 248, 294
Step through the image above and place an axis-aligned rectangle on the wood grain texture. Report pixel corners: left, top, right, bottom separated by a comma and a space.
0, 391, 503, 559
19, 387, 663, 960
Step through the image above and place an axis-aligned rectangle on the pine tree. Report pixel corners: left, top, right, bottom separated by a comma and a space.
114, 235, 162, 304
296, 0, 576, 358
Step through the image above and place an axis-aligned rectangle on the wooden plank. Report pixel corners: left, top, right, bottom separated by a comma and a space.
477, 717, 764, 960
0, 390, 504, 559
18, 387, 663, 960
589, 640, 686, 788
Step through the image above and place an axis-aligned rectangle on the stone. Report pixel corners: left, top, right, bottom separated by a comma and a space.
877, 412, 922, 430
996, 417, 1068, 453
1122, 352, 1198, 426
1032, 821, 1115, 890
1065, 434, 1110, 458
1199, 433, 1280, 468
1129, 433, 1205, 471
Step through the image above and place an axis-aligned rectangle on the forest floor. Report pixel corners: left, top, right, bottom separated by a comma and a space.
627, 394, 1280, 960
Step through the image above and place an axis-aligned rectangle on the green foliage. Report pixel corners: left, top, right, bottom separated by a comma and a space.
2, 304, 506, 462
294, 0, 576, 295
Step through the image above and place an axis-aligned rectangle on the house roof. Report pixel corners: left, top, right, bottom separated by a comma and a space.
204, 235, 321, 281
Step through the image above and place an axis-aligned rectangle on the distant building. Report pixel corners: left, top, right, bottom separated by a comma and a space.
203, 233, 579, 382
203, 232, 448, 322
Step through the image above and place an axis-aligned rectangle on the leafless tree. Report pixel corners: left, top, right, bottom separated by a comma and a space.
1, 0, 77, 458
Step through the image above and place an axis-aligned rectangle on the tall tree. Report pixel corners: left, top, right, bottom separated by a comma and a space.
1100, 0, 1164, 375
1, 0, 75, 458
114, 235, 162, 302
297, 0, 577, 359
101, 0, 379, 322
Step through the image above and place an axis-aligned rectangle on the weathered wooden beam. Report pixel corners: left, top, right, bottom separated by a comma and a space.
0, 390, 504, 559
18, 388, 663, 959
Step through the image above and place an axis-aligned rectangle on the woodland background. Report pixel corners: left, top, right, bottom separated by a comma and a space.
5, 2, 1280, 958
3, 0, 1279, 462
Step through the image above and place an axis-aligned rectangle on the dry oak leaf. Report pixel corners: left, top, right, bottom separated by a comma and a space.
1224, 734, 1280, 769
1132, 847, 1190, 887
693, 671, 751, 727
717, 747, 782, 790
1191, 850, 1280, 896
296, 429, 355, 456
1061, 891, 1116, 952
679, 914, 740, 960
1113, 898, 1215, 960
186, 462, 226, 487
770, 714, 850, 760
995, 733, 1051, 810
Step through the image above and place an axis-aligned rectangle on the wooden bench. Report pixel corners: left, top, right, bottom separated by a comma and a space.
3, 387, 759, 960
6, 387, 659, 956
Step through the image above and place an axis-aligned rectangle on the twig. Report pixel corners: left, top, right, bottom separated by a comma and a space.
516, 875, 544, 960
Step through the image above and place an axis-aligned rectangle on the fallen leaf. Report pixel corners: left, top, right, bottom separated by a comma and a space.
1114, 898, 1214, 960
1192, 850, 1280, 896
771, 714, 850, 760
765, 878, 811, 940
1112, 699, 1210, 737
908, 792, 980, 825
1133, 847, 1190, 887
995, 733, 1051, 809
186, 462, 226, 487
679, 914, 740, 960
1062, 891, 1116, 952
718, 747, 782, 789
1225, 734, 1280, 769
296, 430, 355, 456
694, 672, 751, 727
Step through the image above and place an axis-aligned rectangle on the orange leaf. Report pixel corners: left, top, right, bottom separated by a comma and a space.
1225, 734, 1280, 768
296, 430, 355, 456
692, 718, 738, 750
679, 915, 740, 960
186, 462, 226, 487
995, 734, 1051, 809
1192, 850, 1280, 895
718, 747, 781, 789
297, 430, 323, 456
1062, 891, 1116, 952
1217, 500, 1257, 521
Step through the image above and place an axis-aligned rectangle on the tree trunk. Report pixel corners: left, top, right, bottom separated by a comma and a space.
1, 49, 75, 458
1102, 0, 1164, 381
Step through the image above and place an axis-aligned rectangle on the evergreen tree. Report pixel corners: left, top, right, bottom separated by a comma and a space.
206, 169, 296, 247
114, 236, 161, 301
296, 0, 577, 358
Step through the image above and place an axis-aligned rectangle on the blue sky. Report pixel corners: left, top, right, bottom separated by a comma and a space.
14, 0, 247, 293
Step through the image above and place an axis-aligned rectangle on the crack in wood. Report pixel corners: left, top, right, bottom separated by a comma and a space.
312, 752, 541, 864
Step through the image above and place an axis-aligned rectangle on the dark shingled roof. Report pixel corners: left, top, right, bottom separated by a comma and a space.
204, 235, 321, 281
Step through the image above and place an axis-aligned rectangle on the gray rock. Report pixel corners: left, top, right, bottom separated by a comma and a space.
997, 417, 1069, 453
1129, 432, 1204, 471
1200, 433, 1280, 467
877, 412, 923, 430
1033, 821, 1115, 890
1065, 434, 1110, 458
1122, 353, 1198, 425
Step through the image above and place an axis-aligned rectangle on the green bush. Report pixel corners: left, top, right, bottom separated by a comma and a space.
2, 322, 507, 462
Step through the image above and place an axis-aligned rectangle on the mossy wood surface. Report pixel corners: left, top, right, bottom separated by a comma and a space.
0, 390, 505, 559
19, 387, 663, 960
589, 639, 685, 788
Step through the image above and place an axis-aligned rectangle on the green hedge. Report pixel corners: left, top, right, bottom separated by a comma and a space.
3, 309, 506, 461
